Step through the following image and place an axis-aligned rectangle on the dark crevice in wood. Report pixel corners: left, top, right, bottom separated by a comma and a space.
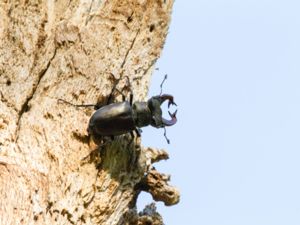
15, 48, 57, 142
120, 29, 140, 69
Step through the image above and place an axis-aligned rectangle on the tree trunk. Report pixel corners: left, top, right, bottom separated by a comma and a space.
0, 0, 179, 224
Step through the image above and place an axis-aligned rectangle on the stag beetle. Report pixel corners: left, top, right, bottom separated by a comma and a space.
58, 75, 177, 143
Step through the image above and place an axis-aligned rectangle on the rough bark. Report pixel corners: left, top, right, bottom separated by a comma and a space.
0, 0, 179, 224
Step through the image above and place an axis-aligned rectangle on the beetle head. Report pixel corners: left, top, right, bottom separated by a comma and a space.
147, 94, 177, 128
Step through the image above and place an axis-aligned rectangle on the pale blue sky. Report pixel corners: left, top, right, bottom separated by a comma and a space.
139, 0, 300, 225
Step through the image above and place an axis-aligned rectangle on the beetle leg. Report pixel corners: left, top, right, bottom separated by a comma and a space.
129, 93, 133, 105
107, 75, 134, 104
106, 73, 120, 104
89, 131, 103, 146
128, 128, 141, 145
126, 131, 135, 146
106, 73, 130, 104
114, 88, 127, 101
106, 87, 122, 104
123, 76, 134, 105
130, 131, 135, 139
134, 128, 142, 137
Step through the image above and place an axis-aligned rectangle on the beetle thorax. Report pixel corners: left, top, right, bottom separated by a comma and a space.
132, 102, 152, 127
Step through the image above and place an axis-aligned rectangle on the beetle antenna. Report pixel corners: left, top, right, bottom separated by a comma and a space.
159, 74, 168, 96
58, 98, 96, 108
106, 73, 133, 104
163, 127, 170, 144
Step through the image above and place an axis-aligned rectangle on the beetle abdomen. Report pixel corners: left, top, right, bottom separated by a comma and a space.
88, 102, 135, 136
